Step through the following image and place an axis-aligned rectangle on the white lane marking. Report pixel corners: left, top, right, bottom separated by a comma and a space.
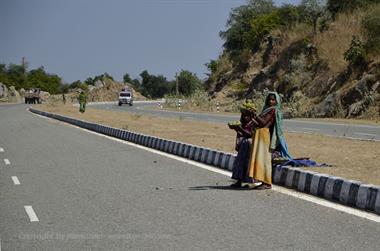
354, 132, 378, 137
0, 147, 4, 152
24, 206, 39, 222
301, 127, 320, 131
285, 130, 380, 142
32, 112, 380, 222
274, 186, 380, 223
289, 119, 380, 129
4, 159, 10, 165
11, 176, 20, 185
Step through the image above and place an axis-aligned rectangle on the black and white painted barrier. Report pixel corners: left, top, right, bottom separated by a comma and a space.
30, 108, 380, 215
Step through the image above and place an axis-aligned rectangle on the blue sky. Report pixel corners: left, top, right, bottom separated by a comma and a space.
1, 0, 301, 83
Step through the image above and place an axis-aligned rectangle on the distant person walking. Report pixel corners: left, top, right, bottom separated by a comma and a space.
78, 90, 87, 113
62, 93, 66, 105
247, 92, 291, 190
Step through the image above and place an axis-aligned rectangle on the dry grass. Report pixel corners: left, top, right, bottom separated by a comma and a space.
35, 104, 380, 186
275, 23, 311, 49
314, 11, 366, 73
296, 117, 380, 125
275, 10, 366, 74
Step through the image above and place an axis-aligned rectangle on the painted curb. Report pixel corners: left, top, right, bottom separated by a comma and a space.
29, 108, 380, 215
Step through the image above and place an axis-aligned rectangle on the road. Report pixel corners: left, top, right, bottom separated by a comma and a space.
1, 104, 380, 250
91, 102, 380, 141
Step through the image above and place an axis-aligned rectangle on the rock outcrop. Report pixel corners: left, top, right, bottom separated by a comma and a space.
0, 82, 9, 100
7, 86, 22, 103
0, 84, 22, 103
206, 36, 380, 119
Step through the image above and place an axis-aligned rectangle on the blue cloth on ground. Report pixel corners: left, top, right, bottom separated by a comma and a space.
277, 158, 330, 168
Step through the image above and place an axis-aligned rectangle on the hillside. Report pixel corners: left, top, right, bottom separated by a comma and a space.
0, 78, 146, 104
206, 3, 380, 120
53, 78, 146, 104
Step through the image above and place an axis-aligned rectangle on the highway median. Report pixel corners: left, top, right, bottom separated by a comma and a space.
29, 106, 380, 216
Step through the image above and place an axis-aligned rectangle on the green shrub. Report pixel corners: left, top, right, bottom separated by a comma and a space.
278, 4, 300, 28
344, 36, 366, 65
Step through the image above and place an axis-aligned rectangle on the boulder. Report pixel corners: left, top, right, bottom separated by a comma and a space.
347, 101, 365, 118
372, 81, 380, 93
346, 96, 374, 118
8, 86, 22, 103
40, 91, 51, 101
0, 82, 8, 98
19, 88, 25, 97
312, 92, 343, 117
341, 74, 377, 107
94, 80, 104, 88
88, 85, 96, 92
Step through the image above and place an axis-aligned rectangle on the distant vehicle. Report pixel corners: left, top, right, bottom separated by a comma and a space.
25, 88, 41, 104
118, 88, 133, 106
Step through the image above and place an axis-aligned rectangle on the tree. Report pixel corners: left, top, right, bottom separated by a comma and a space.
69, 80, 82, 89
0, 62, 62, 93
59, 83, 70, 94
300, 0, 327, 35
84, 77, 94, 86
220, 0, 275, 53
139, 70, 173, 98
205, 60, 218, 76
278, 4, 301, 28
123, 73, 133, 84
26, 66, 61, 94
130, 78, 142, 92
0, 64, 10, 86
177, 70, 202, 96
7, 64, 27, 89
245, 11, 281, 50
103, 72, 114, 81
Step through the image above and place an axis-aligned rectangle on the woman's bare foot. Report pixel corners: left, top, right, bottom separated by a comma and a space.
253, 183, 272, 190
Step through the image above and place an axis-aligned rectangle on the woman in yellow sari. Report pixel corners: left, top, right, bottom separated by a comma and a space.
248, 92, 291, 190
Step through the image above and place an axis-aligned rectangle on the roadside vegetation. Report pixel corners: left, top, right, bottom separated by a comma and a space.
206, 0, 380, 120
0, 64, 61, 94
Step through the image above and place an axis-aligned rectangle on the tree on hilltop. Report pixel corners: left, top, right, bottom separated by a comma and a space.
300, 0, 327, 35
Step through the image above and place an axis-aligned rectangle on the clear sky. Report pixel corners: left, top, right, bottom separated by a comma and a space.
1, 0, 301, 83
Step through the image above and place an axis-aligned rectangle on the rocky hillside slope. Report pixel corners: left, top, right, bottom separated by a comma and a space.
206, 10, 380, 120
1, 79, 146, 104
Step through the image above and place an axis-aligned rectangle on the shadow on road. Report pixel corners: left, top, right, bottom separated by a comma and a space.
188, 185, 252, 191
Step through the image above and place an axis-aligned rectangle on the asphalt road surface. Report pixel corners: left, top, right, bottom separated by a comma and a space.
1, 104, 380, 250
91, 102, 380, 142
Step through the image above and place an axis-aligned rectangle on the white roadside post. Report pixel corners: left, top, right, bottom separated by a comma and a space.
216, 101, 220, 113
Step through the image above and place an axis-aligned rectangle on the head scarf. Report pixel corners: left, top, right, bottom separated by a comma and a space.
262, 92, 284, 137
262, 92, 292, 159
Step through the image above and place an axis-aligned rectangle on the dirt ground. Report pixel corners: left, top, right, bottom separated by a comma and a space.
35, 103, 380, 186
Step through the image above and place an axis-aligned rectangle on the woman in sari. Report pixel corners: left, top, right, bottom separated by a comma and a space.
247, 92, 291, 189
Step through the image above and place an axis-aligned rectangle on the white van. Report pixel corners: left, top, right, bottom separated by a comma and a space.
118, 88, 133, 106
